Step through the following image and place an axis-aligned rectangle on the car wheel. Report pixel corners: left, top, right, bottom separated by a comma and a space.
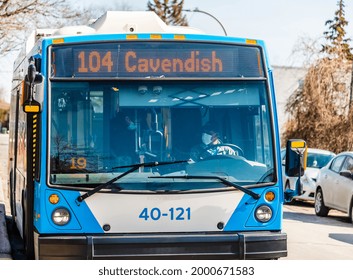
315, 188, 329, 217
350, 200, 353, 225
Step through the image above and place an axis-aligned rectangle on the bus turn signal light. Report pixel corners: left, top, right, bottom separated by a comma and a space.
265, 191, 275, 202
49, 194, 60, 204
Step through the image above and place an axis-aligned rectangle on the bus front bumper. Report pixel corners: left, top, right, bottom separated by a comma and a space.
35, 231, 287, 260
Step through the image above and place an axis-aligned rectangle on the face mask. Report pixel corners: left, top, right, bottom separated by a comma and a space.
202, 133, 212, 145
127, 122, 136, 130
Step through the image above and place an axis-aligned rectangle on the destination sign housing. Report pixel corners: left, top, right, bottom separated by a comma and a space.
51, 41, 264, 78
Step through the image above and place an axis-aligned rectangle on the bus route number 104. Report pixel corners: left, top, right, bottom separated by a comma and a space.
77, 50, 114, 73
139, 207, 191, 221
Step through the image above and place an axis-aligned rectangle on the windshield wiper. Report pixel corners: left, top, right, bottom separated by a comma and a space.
149, 175, 260, 200
76, 160, 188, 203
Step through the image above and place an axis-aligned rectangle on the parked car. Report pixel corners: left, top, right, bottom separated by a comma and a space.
315, 151, 353, 223
281, 148, 335, 202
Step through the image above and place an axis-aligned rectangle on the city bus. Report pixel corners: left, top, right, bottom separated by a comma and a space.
8, 11, 303, 259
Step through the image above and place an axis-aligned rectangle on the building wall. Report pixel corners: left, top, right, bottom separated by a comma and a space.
272, 66, 307, 135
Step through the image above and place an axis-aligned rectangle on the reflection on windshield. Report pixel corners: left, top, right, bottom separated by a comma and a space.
49, 80, 274, 190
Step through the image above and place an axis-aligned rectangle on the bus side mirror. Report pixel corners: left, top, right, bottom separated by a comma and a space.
23, 58, 43, 113
285, 139, 307, 177
284, 139, 307, 201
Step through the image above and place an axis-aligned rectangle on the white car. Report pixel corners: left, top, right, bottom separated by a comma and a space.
315, 151, 353, 223
281, 148, 335, 202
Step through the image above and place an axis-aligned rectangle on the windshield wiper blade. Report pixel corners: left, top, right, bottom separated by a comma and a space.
111, 159, 187, 170
76, 160, 188, 203
149, 175, 260, 200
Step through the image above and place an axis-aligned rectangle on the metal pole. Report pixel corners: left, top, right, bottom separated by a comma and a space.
183, 8, 227, 36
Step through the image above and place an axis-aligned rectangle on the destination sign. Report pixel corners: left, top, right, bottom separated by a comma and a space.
51, 42, 264, 78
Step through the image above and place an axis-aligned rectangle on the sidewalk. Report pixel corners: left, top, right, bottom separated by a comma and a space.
0, 133, 9, 213
0, 201, 11, 259
0, 133, 11, 259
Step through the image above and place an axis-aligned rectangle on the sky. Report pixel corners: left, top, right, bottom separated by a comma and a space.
1, 0, 352, 102
75, 0, 352, 66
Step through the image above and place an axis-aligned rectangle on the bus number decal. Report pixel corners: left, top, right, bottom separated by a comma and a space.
139, 207, 191, 221
78, 51, 113, 73
70, 157, 87, 169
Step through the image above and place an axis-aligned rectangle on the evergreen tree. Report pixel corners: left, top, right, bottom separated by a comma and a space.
147, 0, 188, 26
322, 0, 353, 60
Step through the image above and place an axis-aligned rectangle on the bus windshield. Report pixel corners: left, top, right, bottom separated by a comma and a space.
49, 79, 274, 190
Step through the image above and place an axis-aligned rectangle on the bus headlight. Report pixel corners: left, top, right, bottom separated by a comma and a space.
52, 208, 70, 225
255, 205, 272, 222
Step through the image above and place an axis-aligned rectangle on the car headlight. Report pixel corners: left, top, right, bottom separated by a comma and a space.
52, 207, 70, 225
255, 205, 272, 222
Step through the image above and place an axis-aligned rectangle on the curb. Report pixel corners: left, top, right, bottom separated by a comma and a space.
0, 203, 11, 259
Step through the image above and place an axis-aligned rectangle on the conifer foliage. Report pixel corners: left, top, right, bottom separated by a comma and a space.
322, 0, 353, 60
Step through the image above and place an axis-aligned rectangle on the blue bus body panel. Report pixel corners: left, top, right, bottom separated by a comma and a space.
34, 186, 103, 234
33, 186, 282, 234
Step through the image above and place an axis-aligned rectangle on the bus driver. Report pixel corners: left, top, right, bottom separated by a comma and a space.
190, 123, 238, 162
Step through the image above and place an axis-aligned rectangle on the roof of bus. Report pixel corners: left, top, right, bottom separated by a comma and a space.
34, 11, 266, 48
41, 33, 265, 46
37, 11, 203, 40
90, 11, 203, 35
19, 11, 269, 70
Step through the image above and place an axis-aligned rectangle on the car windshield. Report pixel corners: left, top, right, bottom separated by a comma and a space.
306, 152, 334, 169
48, 80, 274, 191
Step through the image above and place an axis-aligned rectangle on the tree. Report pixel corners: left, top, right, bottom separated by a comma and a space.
322, 0, 353, 60
147, 0, 188, 26
0, 0, 86, 56
283, 0, 353, 153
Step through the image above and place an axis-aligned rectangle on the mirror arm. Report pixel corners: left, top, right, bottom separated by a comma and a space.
295, 151, 303, 196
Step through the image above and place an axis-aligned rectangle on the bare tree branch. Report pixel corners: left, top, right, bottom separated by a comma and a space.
0, 0, 89, 56
283, 57, 353, 153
